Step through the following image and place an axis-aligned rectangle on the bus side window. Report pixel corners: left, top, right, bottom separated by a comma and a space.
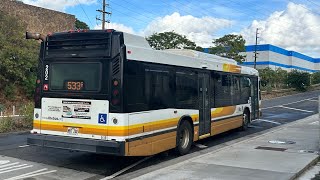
145, 66, 173, 110
125, 61, 148, 112
214, 72, 232, 107
240, 77, 251, 104
175, 70, 198, 109
232, 75, 241, 105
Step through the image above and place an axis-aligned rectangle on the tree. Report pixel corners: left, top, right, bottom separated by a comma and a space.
274, 68, 288, 88
311, 71, 320, 84
146, 31, 199, 50
209, 34, 246, 63
287, 70, 310, 91
0, 11, 39, 98
258, 67, 276, 88
75, 19, 90, 29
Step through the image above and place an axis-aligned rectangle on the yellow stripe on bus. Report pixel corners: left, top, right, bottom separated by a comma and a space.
223, 64, 241, 73
34, 115, 199, 136
211, 106, 236, 118
34, 106, 237, 137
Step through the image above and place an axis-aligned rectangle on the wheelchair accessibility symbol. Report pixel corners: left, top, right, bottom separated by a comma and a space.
98, 113, 107, 124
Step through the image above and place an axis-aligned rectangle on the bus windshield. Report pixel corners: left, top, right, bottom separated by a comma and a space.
50, 62, 101, 92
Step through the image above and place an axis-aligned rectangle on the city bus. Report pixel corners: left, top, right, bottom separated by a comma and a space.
26, 29, 260, 156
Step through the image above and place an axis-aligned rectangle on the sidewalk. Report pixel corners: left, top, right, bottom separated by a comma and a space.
132, 114, 320, 180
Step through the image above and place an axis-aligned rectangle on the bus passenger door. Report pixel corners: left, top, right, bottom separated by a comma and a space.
198, 73, 211, 138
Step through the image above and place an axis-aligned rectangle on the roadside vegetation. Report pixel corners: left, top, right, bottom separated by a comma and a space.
259, 68, 320, 92
0, 11, 38, 133
0, 11, 90, 133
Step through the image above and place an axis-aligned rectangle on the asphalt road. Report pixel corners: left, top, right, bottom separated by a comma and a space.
0, 90, 319, 180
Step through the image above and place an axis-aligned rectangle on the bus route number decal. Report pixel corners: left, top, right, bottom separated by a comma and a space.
66, 81, 84, 91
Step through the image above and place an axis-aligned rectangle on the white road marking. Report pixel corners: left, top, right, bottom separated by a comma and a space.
0, 164, 28, 172
309, 121, 319, 125
262, 97, 317, 110
253, 119, 282, 125
279, 106, 314, 113
307, 99, 318, 102
194, 143, 208, 149
4, 168, 57, 180
0, 165, 33, 174
18, 145, 29, 148
0, 160, 10, 165
0, 162, 19, 169
100, 156, 153, 180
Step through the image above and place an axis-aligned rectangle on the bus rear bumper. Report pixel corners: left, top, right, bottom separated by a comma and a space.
27, 134, 125, 156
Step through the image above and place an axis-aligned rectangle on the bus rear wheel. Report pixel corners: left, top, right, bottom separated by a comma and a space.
240, 110, 250, 131
176, 121, 193, 155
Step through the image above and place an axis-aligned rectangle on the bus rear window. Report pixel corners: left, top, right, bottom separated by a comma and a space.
50, 63, 101, 92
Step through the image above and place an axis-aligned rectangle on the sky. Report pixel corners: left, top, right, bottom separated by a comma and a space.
21, 0, 320, 58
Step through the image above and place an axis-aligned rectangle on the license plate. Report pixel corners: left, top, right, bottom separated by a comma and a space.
67, 127, 79, 135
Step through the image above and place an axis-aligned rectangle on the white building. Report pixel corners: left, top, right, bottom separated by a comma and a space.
243, 44, 320, 73
204, 44, 320, 73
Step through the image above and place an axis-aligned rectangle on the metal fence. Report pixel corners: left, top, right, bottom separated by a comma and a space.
0, 105, 26, 118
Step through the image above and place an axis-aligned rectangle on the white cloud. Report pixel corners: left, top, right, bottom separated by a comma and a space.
22, 0, 96, 12
94, 23, 135, 34
143, 12, 233, 47
241, 2, 320, 57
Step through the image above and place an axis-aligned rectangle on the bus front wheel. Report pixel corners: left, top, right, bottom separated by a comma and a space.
176, 121, 193, 155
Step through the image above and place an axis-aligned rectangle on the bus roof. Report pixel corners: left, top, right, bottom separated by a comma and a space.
123, 32, 258, 76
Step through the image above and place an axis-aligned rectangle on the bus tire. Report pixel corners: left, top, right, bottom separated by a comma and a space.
176, 120, 193, 155
240, 109, 250, 131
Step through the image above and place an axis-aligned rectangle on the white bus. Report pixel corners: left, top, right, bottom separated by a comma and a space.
26, 30, 260, 156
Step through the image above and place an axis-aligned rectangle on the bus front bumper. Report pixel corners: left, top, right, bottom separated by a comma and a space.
27, 134, 125, 156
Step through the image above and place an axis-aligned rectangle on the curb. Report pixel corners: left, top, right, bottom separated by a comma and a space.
117, 114, 319, 180
290, 156, 320, 180
0, 130, 30, 137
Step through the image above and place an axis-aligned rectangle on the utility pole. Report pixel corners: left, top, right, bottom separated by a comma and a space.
96, 0, 111, 30
253, 28, 260, 69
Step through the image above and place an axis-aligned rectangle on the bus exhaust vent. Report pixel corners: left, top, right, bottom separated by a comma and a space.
112, 58, 120, 76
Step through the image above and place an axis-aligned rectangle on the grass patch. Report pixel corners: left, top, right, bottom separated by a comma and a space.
0, 117, 13, 133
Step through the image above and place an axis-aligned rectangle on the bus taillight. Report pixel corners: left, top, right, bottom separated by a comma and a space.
113, 80, 119, 86
113, 90, 119, 96
112, 99, 119, 105
111, 79, 120, 106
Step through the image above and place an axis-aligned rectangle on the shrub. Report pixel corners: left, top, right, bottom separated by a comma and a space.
311, 71, 320, 84
258, 67, 276, 87
0, 117, 13, 133
22, 75, 36, 99
19, 102, 34, 129
287, 70, 310, 91
3, 84, 17, 100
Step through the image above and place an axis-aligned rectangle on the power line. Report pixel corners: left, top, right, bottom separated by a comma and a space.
76, 0, 94, 28
111, 1, 156, 22
119, 0, 160, 19
306, 0, 320, 8
108, 7, 150, 26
